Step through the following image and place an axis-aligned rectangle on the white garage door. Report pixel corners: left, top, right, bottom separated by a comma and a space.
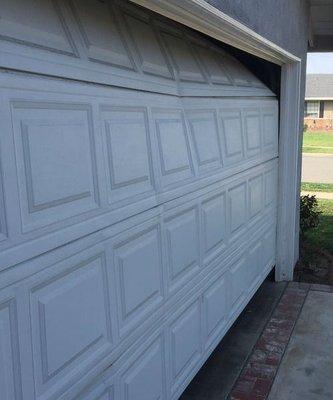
0, 1, 278, 400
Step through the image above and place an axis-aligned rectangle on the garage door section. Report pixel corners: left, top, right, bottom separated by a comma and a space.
0, 1, 278, 400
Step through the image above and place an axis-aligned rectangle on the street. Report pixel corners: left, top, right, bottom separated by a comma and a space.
302, 153, 333, 183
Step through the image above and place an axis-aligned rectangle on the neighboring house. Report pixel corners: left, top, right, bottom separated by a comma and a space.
305, 74, 333, 130
0, 1, 332, 400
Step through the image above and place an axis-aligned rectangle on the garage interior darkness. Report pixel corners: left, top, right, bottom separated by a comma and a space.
0, 1, 281, 399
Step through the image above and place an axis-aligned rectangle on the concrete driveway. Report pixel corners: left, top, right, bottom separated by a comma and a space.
268, 286, 333, 400
302, 153, 333, 183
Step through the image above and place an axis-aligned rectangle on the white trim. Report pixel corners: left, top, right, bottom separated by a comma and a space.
130, 0, 300, 64
277, 62, 302, 280
131, 0, 303, 281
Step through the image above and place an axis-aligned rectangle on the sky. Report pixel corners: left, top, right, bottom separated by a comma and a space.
307, 53, 333, 74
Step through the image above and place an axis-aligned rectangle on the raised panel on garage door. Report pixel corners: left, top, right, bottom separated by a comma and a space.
69, 0, 134, 69
0, 0, 76, 55
29, 249, 113, 398
100, 106, 155, 204
122, 6, 173, 79
11, 102, 99, 232
113, 221, 164, 337
203, 271, 228, 349
186, 109, 222, 175
153, 109, 194, 187
169, 299, 202, 395
0, 1, 278, 400
119, 336, 165, 400
165, 205, 200, 294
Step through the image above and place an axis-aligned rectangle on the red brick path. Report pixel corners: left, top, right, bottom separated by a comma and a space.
229, 282, 310, 400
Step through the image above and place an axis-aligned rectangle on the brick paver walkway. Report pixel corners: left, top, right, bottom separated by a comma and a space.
229, 282, 310, 400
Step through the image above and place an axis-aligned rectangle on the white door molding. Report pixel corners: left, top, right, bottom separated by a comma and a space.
277, 62, 302, 280
131, 0, 303, 281
130, 0, 299, 64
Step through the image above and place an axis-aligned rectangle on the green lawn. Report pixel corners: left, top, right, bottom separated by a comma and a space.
301, 182, 333, 193
306, 199, 333, 254
303, 131, 333, 154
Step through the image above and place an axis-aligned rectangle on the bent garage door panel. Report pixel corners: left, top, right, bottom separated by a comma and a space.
0, 1, 278, 400
0, 84, 277, 271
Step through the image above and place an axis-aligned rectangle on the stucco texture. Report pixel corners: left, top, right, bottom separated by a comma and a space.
205, 0, 309, 59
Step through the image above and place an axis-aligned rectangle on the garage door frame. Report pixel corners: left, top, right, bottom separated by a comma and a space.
130, 0, 302, 281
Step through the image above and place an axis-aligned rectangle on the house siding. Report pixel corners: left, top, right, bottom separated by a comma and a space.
324, 100, 333, 118
304, 100, 333, 130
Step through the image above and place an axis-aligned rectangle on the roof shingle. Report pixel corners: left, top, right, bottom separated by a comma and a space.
306, 74, 333, 99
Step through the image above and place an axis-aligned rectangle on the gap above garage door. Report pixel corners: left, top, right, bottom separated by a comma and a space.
0, 1, 278, 400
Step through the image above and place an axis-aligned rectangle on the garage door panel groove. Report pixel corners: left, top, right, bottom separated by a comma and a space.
0, 158, 277, 284
0, 170, 271, 342
0, 162, 7, 243
0, 162, 275, 294
0, 165, 277, 296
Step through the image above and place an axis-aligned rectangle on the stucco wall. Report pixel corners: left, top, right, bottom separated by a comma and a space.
205, 0, 309, 58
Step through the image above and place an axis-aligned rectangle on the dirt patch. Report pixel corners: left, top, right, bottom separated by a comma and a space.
294, 242, 333, 285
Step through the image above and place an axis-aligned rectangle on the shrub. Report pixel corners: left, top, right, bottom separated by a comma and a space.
300, 195, 321, 236
303, 123, 308, 132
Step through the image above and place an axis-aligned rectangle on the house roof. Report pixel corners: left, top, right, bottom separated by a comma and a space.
306, 74, 333, 100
